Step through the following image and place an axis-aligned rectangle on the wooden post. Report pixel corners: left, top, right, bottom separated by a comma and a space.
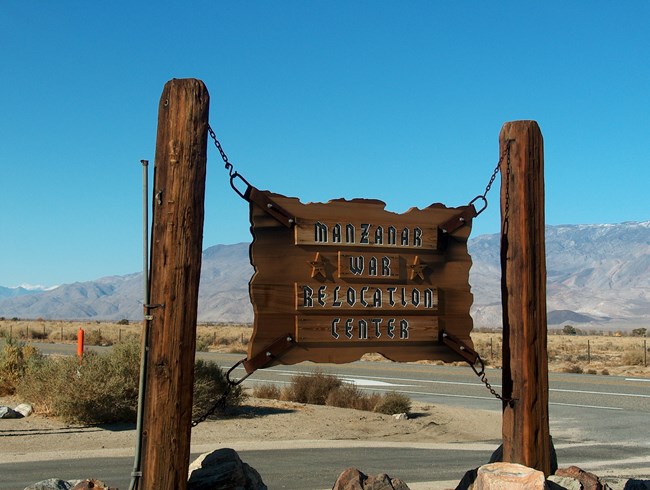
499, 120, 551, 475
140, 78, 209, 490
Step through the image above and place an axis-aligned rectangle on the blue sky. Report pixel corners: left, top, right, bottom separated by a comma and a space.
1, 1, 648, 287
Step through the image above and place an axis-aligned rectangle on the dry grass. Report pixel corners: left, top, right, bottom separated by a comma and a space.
1, 320, 648, 377
471, 331, 649, 377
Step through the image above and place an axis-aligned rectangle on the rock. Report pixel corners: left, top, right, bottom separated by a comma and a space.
14, 403, 34, 417
612, 480, 650, 490
488, 437, 558, 474
70, 480, 115, 490
474, 462, 545, 489
555, 466, 606, 490
392, 413, 409, 420
546, 475, 583, 490
23, 479, 72, 490
332, 468, 411, 490
0, 406, 22, 419
187, 448, 267, 490
455, 468, 478, 490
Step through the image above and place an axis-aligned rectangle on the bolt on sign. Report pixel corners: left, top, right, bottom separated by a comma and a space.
246, 190, 475, 367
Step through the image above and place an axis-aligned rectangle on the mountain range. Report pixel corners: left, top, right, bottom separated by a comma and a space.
1, 221, 649, 330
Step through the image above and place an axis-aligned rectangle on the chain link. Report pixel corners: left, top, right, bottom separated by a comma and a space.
481, 141, 512, 200
191, 384, 232, 427
470, 354, 514, 406
207, 124, 233, 172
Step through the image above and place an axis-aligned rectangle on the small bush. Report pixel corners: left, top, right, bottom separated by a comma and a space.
282, 370, 342, 405
561, 364, 584, 374
373, 391, 411, 415
192, 359, 245, 419
586, 369, 597, 375
601, 369, 610, 376
18, 341, 140, 423
622, 350, 645, 366
195, 337, 211, 352
84, 329, 112, 346
0, 338, 42, 395
17, 341, 242, 424
117, 319, 130, 326
326, 384, 381, 412
276, 371, 412, 415
252, 383, 282, 400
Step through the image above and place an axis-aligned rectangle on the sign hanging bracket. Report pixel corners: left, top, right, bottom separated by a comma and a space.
242, 334, 296, 374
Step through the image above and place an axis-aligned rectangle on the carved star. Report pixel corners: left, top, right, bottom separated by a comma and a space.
408, 255, 428, 280
308, 252, 327, 279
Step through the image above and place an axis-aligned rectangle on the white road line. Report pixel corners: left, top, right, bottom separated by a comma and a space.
549, 402, 623, 411
626, 377, 650, 382
550, 387, 650, 398
261, 368, 650, 399
340, 377, 414, 387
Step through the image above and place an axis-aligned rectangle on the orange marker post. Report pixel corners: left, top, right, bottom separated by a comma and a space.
77, 328, 85, 361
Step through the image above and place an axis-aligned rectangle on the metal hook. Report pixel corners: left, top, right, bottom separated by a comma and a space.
469, 195, 488, 216
226, 357, 253, 386
229, 172, 253, 201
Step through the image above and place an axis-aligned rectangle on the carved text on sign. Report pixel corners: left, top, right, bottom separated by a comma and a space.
338, 253, 401, 280
248, 194, 474, 365
296, 219, 438, 250
297, 316, 439, 342
297, 284, 439, 311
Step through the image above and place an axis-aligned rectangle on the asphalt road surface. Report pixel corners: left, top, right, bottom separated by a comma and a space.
3, 344, 648, 489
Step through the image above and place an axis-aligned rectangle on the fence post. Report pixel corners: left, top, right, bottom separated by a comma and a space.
139, 78, 209, 490
500, 121, 551, 476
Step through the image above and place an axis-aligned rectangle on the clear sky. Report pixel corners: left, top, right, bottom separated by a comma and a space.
1, 1, 648, 288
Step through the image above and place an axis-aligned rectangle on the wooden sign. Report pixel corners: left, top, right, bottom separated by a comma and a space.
246, 192, 475, 367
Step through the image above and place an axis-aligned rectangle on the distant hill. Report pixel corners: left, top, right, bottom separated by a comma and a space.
1, 221, 649, 330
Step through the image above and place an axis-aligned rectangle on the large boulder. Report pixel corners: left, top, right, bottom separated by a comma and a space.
24, 479, 74, 490
187, 448, 267, 490
554, 466, 606, 490
332, 468, 411, 490
475, 462, 545, 489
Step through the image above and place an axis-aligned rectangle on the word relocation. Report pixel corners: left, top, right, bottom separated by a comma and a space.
299, 284, 438, 310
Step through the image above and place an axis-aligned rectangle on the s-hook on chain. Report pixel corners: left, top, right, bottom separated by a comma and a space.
469, 141, 512, 216
207, 124, 252, 200
470, 354, 514, 407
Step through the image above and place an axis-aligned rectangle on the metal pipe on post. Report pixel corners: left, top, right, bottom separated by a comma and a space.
499, 121, 551, 476
128, 159, 151, 490
139, 79, 209, 490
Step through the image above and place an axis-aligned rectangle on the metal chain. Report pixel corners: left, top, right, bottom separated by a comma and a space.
468, 141, 512, 216
191, 384, 232, 427
207, 124, 233, 172
191, 358, 252, 427
207, 124, 253, 200
502, 144, 512, 231
470, 354, 514, 407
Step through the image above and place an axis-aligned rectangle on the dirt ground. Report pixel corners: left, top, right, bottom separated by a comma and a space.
0, 393, 501, 465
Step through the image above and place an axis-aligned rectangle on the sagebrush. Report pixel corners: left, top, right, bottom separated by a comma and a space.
254, 370, 412, 415
9, 340, 243, 424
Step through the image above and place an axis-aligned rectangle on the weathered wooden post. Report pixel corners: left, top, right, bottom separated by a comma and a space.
140, 78, 209, 490
499, 120, 551, 475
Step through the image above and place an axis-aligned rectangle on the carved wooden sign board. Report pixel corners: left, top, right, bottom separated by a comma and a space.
246, 190, 475, 369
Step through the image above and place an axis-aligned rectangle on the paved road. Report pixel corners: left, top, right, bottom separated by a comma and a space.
6, 344, 649, 488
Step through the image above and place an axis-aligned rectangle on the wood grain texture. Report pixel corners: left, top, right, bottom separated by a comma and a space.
248, 194, 475, 364
140, 78, 209, 490
499, 120, 551, 475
